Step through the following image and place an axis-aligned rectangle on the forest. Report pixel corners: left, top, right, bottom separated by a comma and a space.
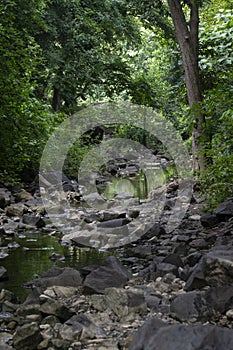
0, 0, 232, 209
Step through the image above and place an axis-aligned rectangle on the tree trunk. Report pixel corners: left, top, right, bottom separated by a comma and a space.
167, 0, 207, 171
52, 87, 62, 111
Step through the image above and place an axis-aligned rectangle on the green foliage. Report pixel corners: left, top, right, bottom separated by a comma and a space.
200, 5, 233, 90
35, 0, 140, 112
200, 109, 233, 209
112, 124, 164, 151
63, 140, 92, 180
0, 0, 47, 183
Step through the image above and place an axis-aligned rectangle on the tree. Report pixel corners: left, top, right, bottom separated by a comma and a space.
35, 0, 140, 112
166, 0, 209, 170
0, 0, 60, 183
128, 0, 211, 170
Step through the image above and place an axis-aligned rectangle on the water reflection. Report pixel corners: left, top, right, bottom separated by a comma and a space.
0, 233, 109, 301
102, 168, 167, 201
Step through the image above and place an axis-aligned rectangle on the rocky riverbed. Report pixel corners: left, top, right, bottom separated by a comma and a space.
0, 183, 233, 349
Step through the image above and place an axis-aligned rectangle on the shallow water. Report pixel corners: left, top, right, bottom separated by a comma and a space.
0, 233, 109, 301
0, 164, 176, 301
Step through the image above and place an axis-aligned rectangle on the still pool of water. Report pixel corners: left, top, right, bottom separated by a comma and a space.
0, 164, 177, 301
0, 233, 110, 301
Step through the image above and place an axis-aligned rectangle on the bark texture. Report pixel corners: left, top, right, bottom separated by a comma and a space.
167, 0, 207, 171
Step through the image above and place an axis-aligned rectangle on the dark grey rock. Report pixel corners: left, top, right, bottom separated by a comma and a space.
162, 254, 184, 268
13, 322, 42, 350
216, 201, 233, 220
129, 318, 168, 350
141, 223, 165, 240
59, 314, 104, 341
35, 267, 82, 291
184, 259, 208, 291
206, 286, 233, 313
40, 298, 73, 322
129, 317, 233, 350
200, 212, 219, 227
170, 291, 209, 321
83, 256, 131, 294
22, 214, 45, 228
185, 246, 233, 290
127, 244, 152, 258
156, 263, 179, 278
189, 238, 209, 249
145, 293, 161, 311
97, 218, 130, 228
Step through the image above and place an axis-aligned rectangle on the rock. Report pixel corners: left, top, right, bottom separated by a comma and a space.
170, 291, 209, 321
156, 263, 179, 278
200, 212, 219, 227
145, 293, 161, 311
40, 170, 77, 192
99, 210, 126, 221
102, 287, 147, 317
141, 222, 165, 240
83, 256, 131, 294
7, 241, 20, 249
184, 260, 208, 291
206, 286, 233, 314
128, 318, 168, 350
35, 267, 82, 291
16, 304, 41, 318
60, 314, 104, 341
226, 309, 233, 319
189, 238, 209, 249
0, 266, 8, 281
43, 286, 79, 298
13, 189, 33, 202
216, 200, 233, 220
127, 244, 152, 258
129, 317, 233, 350
185, 252, 202, 267
97, 218, 130, 228
162, 254, 184, 268
0, 289, 19, 304
40, 298, 73, 322
13, 322, 42, 350
0, 188, 11, 209
0, 332, 13, 349
1, 220, 18, 236
22, 214, 45, 228
83, 192, 106, 207
5, 203, 26, 217
40, 294, 73, 321
185, 246, 233, 290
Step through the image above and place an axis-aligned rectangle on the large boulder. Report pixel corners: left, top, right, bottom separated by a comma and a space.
35, 267, 82, 291
13, 322, 42, 350
59, 314, 104, 341
206, 286, 233, 314
5, 203, 26, 217
83, 256, 131, 294
200, 212, 219, 227
22, 214, 45, 228
129, 317, 233, 350
216, 200, 233, 221
170, 291, 209, 321
185, 246, 233, 290
40, 298, 73, 322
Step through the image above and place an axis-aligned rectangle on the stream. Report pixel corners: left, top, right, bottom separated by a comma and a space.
0, 162, 176, 302
0, 232, 109, 301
